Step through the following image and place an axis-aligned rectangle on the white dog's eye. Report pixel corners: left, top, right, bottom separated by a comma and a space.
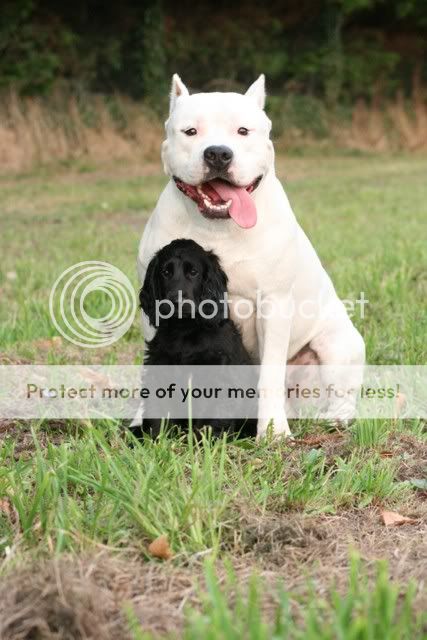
238, 127, 249, 136
183, 128, 197, 136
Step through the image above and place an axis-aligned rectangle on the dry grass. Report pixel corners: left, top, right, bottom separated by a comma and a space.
346, 91, 427, 152
1, 81, 427, 173
339, 71, 427, 151
0, 552, 198, 639
0, 496, 426, 640
233, 504, 427, 590
0, 91, 163, 172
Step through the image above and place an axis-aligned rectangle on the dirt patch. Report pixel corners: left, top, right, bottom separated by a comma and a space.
232, 509, 326, 556
0, 553, 198, 639
0, 420, 78, 458
228, 504, 427, 611
1, 505, 425, 640
0, 354, 32, 365
290, 430, 352, 460
389, 432, 427, 482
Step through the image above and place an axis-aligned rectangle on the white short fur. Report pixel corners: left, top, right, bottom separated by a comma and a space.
137, 74, 365, 436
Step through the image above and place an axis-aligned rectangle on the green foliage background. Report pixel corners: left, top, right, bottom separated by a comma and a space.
1, 0, 426, 107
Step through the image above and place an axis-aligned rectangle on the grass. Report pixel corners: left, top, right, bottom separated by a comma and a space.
0, 428, 411, 556
183, 556, 424, 640
0, 153, 426, 638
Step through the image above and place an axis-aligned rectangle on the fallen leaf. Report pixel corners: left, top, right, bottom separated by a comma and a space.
292, 433, 343, 447
33, 336, 63, 351
0, 498, 18, 526
381, 509, 418, 526
79, 367, 112, 388
148, 535, 173, 560
379, 450, 394, 458
395, 392, 406, 417
0, 498, 12, 516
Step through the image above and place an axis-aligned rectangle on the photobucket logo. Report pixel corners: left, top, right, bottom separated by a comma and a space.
155, 291, 229, 324
154, 290, 369, 325
49, 261, 137, 348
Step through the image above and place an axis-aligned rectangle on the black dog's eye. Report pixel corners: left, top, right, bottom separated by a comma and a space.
189, 267, 199, 277
238, 127, 249, 136
184, 128, 197, 136
161, 267, 172, 278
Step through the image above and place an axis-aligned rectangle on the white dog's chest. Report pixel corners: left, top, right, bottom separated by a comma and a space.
181, 220, 296, 302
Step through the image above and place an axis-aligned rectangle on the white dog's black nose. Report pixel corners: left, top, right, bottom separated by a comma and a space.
204, 145, 233, 170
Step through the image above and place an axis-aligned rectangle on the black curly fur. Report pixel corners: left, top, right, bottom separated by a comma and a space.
132, 239, 257, 440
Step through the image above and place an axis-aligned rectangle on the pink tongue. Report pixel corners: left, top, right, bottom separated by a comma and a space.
208, 180, 257, 228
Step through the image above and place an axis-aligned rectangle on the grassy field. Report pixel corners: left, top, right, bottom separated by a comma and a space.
0, 154, 426, 639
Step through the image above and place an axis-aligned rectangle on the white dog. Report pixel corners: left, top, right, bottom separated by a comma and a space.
137, 74, 365, 436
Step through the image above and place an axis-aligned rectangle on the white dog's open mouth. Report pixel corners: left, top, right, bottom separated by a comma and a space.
173, 176, 262, 228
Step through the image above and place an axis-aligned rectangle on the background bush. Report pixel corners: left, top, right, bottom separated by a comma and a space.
1, 0, 426, 112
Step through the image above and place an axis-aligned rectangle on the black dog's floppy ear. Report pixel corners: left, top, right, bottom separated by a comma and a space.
200, 251, 228, 320
139, 254, 161, 327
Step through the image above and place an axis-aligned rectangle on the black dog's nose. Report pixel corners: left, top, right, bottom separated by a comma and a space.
203, 145, 233, 170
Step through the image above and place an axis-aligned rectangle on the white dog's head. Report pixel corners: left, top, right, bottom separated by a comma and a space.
162, 74, 274, 228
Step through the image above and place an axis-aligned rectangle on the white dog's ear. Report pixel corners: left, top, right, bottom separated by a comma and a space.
245, 74, 266, 109
170, 74, 189, 114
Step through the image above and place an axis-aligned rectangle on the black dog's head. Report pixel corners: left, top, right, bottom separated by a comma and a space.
140, 239, 228, 327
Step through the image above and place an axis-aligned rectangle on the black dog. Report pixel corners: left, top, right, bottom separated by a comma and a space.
131, 239, 257, 440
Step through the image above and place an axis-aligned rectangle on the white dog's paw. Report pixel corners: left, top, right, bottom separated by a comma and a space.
317, 402, 356, 428
130, 403, 144, 428
256, 416, 292, 439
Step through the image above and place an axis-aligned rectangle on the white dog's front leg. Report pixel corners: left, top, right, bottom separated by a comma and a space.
130, 312, 156, 429
256, 294, 293, 438
310, 316, 365, 424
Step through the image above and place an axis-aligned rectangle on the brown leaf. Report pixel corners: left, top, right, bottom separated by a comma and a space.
395, 392, 406, 417
148, 535, 173, 560
0, 498, 18, 526
0, 498, 12, 516
33, 336, 63, 351
379, 450, 394, 458
292, 433, 343, 447
78, 367, 112, 388
381, 509, 418, 526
